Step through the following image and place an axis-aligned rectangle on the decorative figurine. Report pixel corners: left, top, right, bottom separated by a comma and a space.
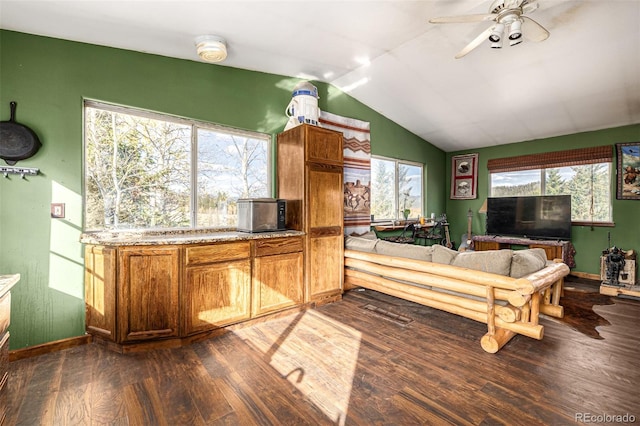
605, 246, 626, 286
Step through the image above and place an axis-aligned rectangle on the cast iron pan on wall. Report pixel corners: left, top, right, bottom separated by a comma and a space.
0, 101, 42, 165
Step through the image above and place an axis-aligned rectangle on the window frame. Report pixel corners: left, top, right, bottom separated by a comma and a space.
82, 100, 273, 231
370, 155, 424, 222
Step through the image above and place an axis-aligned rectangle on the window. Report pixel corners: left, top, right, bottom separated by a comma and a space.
370, 156, 423, 221
84, 101, 271, 230
488, 146, 613, 224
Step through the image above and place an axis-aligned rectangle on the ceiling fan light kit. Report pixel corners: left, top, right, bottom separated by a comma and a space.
430, 0, 549, 58
195, 35, 227, 63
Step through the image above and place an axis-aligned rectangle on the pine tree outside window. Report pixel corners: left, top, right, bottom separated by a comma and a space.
370, 156, 423, 222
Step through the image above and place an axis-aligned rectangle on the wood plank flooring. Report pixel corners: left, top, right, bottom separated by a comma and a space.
6, 287, 640, 425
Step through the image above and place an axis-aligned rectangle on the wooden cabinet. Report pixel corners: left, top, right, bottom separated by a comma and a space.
472, 235, 575, 267
0, 274, 19, 426
252, 237, 304, 317
83, 235, 304, 349
117, 246, 180, 342
278, 125, 344, 303
84, 245, 116, 340
182, 241, 252, 334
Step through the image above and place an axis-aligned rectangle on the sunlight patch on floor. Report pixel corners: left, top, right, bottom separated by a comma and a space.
234, 310, 361, 425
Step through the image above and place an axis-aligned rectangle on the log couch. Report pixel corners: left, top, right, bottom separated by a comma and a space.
344, 234, 570, 353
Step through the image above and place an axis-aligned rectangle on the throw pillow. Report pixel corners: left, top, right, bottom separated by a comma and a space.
510, 248, 548, 278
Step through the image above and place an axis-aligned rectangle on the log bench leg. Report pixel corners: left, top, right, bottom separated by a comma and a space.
481, 327, 517, 353
482, 286, 518, 353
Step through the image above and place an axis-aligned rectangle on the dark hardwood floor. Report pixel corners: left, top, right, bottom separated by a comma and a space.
7, 281, 640, 425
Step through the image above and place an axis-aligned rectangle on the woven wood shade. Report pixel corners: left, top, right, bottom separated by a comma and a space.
487, 146, 613, 173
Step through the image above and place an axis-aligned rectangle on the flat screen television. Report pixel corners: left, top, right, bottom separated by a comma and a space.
486, 195, 572, 240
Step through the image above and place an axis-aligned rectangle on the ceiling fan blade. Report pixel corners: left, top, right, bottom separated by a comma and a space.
454, 25, 495, 59
430, 14, 496, 24
522, 1, 539, 14
522, 16, 550, 42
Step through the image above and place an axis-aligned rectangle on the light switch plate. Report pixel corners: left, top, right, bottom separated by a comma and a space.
51, 203, 65, 218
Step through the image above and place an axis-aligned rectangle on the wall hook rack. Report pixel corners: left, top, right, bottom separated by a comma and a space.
0, 166, 40, 179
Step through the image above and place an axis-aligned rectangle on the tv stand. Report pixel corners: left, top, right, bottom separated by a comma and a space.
472, 235, 575, 268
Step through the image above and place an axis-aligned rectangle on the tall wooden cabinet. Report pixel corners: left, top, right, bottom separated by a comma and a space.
277, 124, 344, 304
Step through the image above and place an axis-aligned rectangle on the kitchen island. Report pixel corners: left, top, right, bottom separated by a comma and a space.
1, 273, 19, 424
81, 229, 307, 352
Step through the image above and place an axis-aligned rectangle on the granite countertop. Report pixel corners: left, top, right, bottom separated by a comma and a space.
0, 274, 20, 297
80, 228, 305, 246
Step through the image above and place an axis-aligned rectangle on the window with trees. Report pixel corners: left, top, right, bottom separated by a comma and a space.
84, 101, 271, 230
488, 146, 613, 224
370, 156, 423, 221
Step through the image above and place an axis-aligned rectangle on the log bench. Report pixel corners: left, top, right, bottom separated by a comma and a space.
343, 236, 570, 353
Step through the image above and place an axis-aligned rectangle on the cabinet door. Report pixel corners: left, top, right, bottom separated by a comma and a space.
305, 126, 343, 165
252, 252, 303, 317
308, 166, 343, 229
183, 260, 251, 335
84, 245, 116, 340
118, 246, 180, 342
308, 235, 344, 300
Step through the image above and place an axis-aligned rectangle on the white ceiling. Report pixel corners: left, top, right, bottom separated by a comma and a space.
1, 0, 639, 152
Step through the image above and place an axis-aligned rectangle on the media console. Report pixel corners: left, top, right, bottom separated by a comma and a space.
472, 235, 576, 268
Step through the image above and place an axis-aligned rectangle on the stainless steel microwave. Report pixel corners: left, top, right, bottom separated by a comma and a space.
237, 198, 286, 232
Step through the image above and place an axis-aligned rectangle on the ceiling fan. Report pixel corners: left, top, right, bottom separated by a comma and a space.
430, 0, 550, 59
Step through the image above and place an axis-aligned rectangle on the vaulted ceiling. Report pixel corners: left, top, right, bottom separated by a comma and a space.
1, 0, 639, 152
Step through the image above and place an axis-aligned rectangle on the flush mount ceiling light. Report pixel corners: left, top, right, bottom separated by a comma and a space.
195, 35, 227, 63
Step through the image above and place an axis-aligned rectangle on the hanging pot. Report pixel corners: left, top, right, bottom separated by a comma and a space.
0, 101, 42, 165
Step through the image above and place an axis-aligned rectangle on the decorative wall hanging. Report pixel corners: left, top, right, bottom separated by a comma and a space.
319, 111, 371, 236
450, 153, 478, 200
616, 142, 640, 200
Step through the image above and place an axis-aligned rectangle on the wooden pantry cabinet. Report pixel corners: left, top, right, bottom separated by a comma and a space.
84, 235, 304, 349
277, 124, 344, 304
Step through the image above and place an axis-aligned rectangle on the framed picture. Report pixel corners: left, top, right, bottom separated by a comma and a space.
616, 142, 640, 200
450, 153, 478, 200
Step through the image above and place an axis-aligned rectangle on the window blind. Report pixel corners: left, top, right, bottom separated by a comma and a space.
487, 145, 613, 173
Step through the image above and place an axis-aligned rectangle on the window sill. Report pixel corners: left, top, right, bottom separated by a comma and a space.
572, 221, 615, 227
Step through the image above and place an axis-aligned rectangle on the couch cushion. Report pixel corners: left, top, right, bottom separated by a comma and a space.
345, 235, 378, 253
358, 231, 379, 240
432, 244, 459, 265
452, 249, 513, 276
375, 240, 434, 262
510, 248, 548, 278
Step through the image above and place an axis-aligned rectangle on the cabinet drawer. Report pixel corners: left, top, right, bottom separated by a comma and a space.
185, 241, 251, 266
254, 237, 303, 257
0, 293, 10, 335
0, 331, 9, 393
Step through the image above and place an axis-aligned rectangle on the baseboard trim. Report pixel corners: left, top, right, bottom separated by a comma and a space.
9, 334, 92, 362
569, 271, 600, 281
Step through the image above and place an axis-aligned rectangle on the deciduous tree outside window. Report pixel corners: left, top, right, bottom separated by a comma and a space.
84, 102, 270, 230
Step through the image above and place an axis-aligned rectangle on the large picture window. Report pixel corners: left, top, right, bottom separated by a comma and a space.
488, 146, 613, 224
370, 156, 423, 221
84, 101, 271, 231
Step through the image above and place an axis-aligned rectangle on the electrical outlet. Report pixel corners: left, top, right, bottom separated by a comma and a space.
51, 203, 65, 219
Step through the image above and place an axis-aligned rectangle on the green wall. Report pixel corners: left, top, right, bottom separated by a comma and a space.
0, 30, 444, 349
446, 124, 640, 276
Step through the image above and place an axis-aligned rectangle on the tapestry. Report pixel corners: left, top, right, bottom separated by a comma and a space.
319, 111, 371, 236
